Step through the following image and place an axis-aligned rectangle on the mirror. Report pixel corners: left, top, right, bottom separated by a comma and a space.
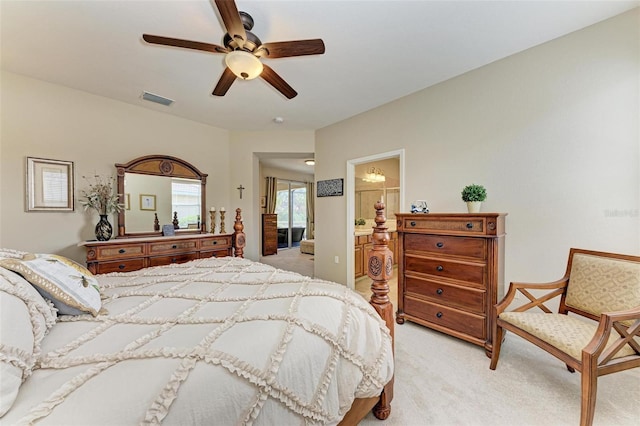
116, 155, 207, 237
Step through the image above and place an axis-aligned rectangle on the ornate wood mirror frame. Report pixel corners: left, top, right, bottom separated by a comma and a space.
116, 155, 207, 238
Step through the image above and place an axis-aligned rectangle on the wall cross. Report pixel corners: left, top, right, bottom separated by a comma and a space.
237, 184, 245, 199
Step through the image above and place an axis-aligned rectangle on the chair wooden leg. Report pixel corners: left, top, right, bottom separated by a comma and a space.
490, 324, 504, 370
580, 357, 598, 426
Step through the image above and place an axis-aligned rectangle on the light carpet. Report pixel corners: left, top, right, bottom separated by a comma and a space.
258, 248, 640, 425
260, 246, 314, 278
360, 321, 639, 426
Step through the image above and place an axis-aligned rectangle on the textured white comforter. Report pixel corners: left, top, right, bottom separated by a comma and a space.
4, 257, 393, 425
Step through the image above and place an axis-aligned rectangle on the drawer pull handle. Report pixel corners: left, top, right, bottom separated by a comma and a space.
436, 288, 443, 295
118, 264, 125, 270
172, 245, 178, 249
436, 265, 444, 272
436, 242, 444, 248
213, 241, 217, 245
436, 312, 443, 318
466, 222, 473, 229
410, 221, 416, 227
118, 249, 125, 254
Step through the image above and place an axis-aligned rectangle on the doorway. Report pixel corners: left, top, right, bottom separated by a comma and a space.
346, 149, 404, 289
275, 179, 307, 249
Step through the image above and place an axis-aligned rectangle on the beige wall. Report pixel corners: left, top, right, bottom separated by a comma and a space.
315, 9, 639, 286
0, 71, 230, 263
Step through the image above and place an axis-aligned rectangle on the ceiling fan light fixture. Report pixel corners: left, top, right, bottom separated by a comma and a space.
225, 50, 263, 80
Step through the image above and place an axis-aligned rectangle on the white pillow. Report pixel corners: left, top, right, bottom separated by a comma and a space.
0, 254, 101, 316
0, 268, 56, 417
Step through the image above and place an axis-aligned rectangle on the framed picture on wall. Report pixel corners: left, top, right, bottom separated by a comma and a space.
260, 196, 266, 208
140, 194, 156, 211
317, 178, 344, 197
26, 157, 74, 212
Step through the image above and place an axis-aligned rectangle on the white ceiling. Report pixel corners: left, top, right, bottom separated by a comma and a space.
2, 1, 637, 133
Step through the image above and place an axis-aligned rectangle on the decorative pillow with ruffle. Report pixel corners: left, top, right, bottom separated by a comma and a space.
0, 254, 101, 316
0, 268, 57, 417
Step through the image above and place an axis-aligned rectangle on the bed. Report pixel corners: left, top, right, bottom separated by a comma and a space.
0, 207, 395, 425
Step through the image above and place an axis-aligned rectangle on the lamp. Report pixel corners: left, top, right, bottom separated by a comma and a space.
362, 167, 385, 183
225, 50, 263, 80
305, 159, 315, 166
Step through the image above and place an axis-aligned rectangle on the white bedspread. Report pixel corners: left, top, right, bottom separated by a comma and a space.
3, 257, 393, 425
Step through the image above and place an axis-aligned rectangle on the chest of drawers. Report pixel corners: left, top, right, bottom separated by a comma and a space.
80, 233, 233, 274
395, 213, 506, 356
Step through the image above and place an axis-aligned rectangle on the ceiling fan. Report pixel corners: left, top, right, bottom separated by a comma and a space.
142, 0, 325, 99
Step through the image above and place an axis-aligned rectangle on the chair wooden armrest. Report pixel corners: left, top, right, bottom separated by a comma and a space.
583, 306, 640, 365
495, 277, 569, 316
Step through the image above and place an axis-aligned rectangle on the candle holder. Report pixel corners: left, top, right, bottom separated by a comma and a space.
209, 210, 216, 234
219, 210, 226, 234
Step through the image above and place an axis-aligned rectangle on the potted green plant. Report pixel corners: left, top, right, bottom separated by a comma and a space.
355, 218, 367, 229
461, 184, 487, 213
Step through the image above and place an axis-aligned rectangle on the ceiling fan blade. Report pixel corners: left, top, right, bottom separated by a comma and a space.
212, 67, 236, 96
143, 34, 227, 54
214, 0, 246, 48
257, 39, 325, 59
261, 64, 297, 99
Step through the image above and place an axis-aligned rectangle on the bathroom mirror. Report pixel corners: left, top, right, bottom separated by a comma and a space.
115, 155, 207, 237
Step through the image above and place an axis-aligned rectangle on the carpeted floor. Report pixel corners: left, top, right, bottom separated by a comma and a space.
258, 249, 640, 425
260, 246, 314, 278
360, 320, 640, 426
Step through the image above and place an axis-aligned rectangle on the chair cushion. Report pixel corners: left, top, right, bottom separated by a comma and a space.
565, 253, 640, 325
499, 312, 637, 361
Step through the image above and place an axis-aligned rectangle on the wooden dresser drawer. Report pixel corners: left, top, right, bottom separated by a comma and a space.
200, 249, 231, 259
405, 254, 486, 286
94, 258, 145, 274
93, 244, 145, 261
148, 240, 197, 254
149, 252, 198, 267
404, 234, 486, 259
402, 217, 486, 234
405, 275, 486, 314
405, 296, 485, 340
201, 236, 232, 249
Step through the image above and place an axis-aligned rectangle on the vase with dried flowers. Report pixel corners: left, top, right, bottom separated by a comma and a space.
80, 175, 123, 241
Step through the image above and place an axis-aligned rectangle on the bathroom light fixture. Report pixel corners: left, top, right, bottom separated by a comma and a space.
304, 159, 315, 166
225, 50, 264, 80
362, 167, 385, 183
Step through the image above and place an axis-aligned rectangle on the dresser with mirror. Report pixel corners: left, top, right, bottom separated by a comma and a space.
80, 155, 239, 274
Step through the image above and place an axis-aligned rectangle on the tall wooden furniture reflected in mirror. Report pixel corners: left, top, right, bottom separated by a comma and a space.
116, 155, 207, 238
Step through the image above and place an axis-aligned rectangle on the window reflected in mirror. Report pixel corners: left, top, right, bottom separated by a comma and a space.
124, 173, 201, 233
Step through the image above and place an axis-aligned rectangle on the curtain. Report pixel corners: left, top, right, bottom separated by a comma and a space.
265, 177, 277, 214
306, 181, 314, 239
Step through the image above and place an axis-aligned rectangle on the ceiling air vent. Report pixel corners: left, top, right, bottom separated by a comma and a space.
141, 91, 174, 106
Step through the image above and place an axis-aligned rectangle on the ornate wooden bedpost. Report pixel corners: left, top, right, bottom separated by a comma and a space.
233, 208, 246, 258
368, 200, 394, 420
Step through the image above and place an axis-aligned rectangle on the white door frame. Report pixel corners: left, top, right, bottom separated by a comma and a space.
346, 149, 405, 289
